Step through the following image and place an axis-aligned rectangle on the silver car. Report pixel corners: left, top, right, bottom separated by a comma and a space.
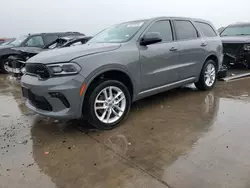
21, 17, 223, 130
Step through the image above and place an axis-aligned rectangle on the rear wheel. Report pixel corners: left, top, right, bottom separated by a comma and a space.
195, 60, 217, 90
85, 80, 131, 130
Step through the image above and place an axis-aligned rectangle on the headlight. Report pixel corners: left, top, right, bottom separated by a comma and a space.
243, 44, 250, 51
47, 62, 81, 76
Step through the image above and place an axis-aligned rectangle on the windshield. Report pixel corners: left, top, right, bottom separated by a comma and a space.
89, 21, 146, 43
221, 25, 250, 36
9, 35, 28, 46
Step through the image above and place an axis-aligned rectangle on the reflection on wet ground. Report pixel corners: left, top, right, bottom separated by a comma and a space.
1, 74, 250, 188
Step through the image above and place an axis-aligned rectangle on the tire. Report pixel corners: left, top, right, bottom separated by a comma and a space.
247, 60, 250, 69
217, 65, 227, 79
85, 80, 131, 130
195, 60, 217, 91
0, 58, 10, 73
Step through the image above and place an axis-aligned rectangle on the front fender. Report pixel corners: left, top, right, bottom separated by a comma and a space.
73, 45, 140, 114
78, 65, 138, 114
0, 48, 20, 57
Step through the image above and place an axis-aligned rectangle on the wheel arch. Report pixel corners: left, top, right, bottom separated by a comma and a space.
0, 53, 20, 64
80, 68, 135, 115
204, 54, 219, 71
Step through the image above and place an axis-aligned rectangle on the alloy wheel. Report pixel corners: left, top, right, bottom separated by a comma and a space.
204, 63, 216, 87
94, 86, 126, 124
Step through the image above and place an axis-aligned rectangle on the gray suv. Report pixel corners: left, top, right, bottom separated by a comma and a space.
21, 17, 223, 130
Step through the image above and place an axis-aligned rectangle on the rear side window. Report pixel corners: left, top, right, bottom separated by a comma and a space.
146, 20, 173, 42
195, 22, 217, 37
43, 35, 58, 45
174, 20, 198, 40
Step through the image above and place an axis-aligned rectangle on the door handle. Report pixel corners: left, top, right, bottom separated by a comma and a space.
169, 47, 178, 52
201, 43, 207, 47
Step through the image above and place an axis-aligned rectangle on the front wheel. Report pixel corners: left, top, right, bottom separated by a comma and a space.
85, 80, 131, 130
0, 58, 10, 73
195, 60, 217, 90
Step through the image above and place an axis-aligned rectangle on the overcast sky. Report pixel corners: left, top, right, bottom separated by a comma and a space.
0, 0, 249, 37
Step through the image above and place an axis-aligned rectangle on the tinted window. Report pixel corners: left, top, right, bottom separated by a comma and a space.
43, 35, 58, 45
25, 36, 44, 47
174, 20, 198, 40
196, 22, 217, 37
46, 39, 67, 49
146, 20, 173, 42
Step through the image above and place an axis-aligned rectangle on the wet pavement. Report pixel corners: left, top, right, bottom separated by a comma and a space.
1, 74, 250, 188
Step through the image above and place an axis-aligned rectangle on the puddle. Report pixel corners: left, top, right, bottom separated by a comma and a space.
1, 74, 250, 188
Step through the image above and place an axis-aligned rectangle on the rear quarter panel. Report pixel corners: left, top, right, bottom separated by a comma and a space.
206, 36, 223, 69
193, 20, 223, 74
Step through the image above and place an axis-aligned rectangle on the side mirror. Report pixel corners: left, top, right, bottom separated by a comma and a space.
140, 32, 162, 46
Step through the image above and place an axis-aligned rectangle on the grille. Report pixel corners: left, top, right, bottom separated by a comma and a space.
22, 87, 53, 111
223, 43, 244, 56
26, 63, 50, 79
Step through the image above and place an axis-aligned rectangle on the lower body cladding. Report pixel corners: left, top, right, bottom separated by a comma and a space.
21, 74, 85, 119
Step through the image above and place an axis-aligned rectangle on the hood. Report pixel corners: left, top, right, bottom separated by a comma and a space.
221, 36, 250, 44
12, 47, 44, 55
0, 45, 13, 49
0, 46, 18, 56
0, 44, 13, 49
27, 43, 121, 64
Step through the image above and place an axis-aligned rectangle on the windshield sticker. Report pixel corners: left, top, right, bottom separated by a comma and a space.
126, 22, 144, 28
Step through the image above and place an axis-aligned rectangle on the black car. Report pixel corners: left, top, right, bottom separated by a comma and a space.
220, 23, 250, 68
0, 32, 84, 73
8, 35, 92, 76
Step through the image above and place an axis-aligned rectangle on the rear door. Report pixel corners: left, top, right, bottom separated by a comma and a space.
173, 20, 207, 81
139, 20, 180, 91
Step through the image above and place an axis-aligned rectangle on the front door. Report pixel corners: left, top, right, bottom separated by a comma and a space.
139, 20, 180, 92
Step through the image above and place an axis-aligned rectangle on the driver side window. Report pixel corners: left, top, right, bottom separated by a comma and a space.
146, 20, 173, 43
25, 36, 44, 47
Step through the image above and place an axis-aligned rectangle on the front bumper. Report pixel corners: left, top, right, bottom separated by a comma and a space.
222, 43, 250, 66
21, 74, 85, 119
223, 52, 250, 65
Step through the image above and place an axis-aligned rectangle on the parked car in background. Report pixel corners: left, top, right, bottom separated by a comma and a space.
0, 32, 84, 73
21, 17, 223, 130
0, 38, 7, 45
0, 38, 15, 46
8, 35, 92, 76
220, 23, 250, 68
